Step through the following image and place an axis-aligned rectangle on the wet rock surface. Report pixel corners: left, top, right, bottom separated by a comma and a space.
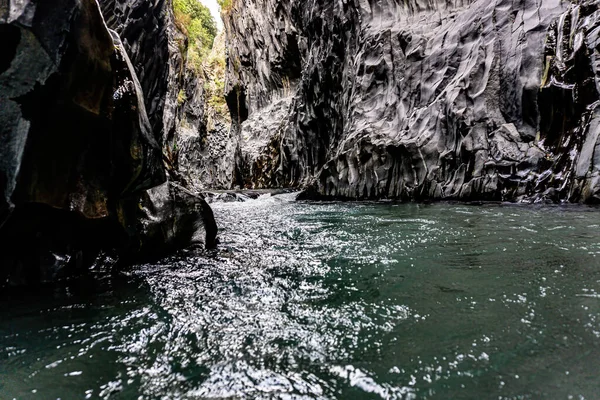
123, 182, 218, 261
177, 111, 238, 189
0, 0, 217, 287
224, 0, 600, 203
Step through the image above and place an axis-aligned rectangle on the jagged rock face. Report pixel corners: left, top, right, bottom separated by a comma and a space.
537, 3, 600, 202
98, 1, 236, 191
177, 107, 239, 189
224, 0, 333, 188
99, 0, 176, 143
0, 0, 162, 285
0, 0, 216, 286
97, 0, 228, 235
176, 32, 238, 190
98, 0, 190, 171
0, 0, 164, 220
98, 0, 221, 245
224, 0, 600, 202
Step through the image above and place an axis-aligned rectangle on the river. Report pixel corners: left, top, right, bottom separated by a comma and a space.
1, 194, 600, 399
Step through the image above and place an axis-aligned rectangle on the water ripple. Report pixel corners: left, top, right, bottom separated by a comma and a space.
1, 198, 600, 399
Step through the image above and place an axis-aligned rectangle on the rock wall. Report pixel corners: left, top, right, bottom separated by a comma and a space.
98, 1, 236, 191
176, 32, 238, 190
99, 0, 175, 144
0, 0, 217, 287
224, 0, 600, 203
176, 100, 238, 189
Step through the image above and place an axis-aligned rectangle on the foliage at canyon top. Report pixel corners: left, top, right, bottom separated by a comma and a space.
216, 0, 233, 13
173, 0, 218, 67
172, 0, 227, 116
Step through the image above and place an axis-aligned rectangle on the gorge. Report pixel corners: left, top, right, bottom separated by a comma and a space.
2, 0, 600, 283
1, 0, 600, 398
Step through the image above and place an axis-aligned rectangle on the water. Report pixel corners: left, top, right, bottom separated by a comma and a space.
1, 194, 600, 399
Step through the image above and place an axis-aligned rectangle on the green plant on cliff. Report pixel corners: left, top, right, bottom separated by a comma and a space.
203, 33, 229, 118
217, 0, 233, 13
173, 0, 218, 70
173, 1, 228, 118
177, 89, 187, 105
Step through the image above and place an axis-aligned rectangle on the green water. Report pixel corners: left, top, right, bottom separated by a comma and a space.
1, 194, 600, 399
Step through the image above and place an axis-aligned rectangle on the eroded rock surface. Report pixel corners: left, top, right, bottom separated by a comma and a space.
99, 0, 176, 143
224, 0, 600, 203
122, 182, 218, 262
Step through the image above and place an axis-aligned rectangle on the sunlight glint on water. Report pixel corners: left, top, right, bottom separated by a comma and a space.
1, 194, 600, 399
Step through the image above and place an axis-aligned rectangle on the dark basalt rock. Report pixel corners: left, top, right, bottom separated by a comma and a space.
0, 0, 163, 219
120, 182, 218, 262
177, 108, 239, 190
224, 0, 600, 203
0, 204, 123, 287
97, 1, 237, 192
141, 182, 217, 252
173, 32, 238, 191
98, 0, 174, 143
0, 0, 217, 287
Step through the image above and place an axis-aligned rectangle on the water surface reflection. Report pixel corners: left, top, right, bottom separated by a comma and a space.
1, 196, 600, 399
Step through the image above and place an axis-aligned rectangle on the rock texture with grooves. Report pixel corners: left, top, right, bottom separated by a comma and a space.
224, 0, 600, 203
129, 182, 218, 261
99, 0, 187, 148
176, 105, 238, 190
99, 1, 236, 191
98, 0, 219, 256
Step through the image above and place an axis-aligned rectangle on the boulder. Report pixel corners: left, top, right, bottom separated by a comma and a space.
119, 182, 218, 262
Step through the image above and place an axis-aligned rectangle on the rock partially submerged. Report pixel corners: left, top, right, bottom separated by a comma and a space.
125, 182, 218, 260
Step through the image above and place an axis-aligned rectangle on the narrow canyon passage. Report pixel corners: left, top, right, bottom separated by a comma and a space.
2, 0, 600, 398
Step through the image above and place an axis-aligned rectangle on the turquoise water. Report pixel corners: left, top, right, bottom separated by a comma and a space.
1, 194, 600, 399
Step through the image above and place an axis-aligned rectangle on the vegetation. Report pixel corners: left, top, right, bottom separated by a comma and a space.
204, 32, 229, 118
173, 0, 229, 119
173, 0, 218, 70
177, 89, 187, 105
217, 0, 233, 14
